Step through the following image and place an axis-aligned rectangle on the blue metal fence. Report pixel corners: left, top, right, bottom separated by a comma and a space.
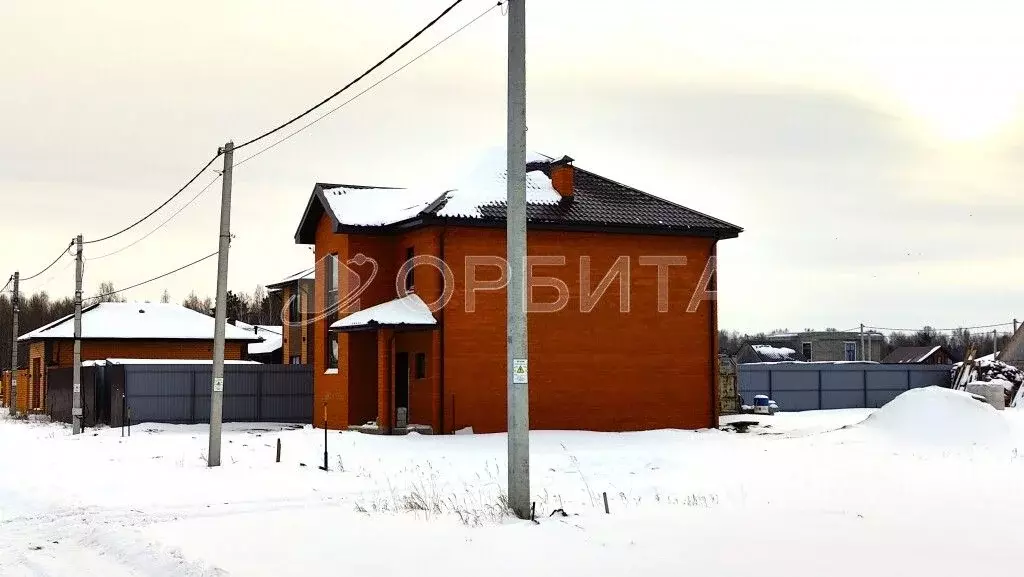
738, 363, 951, 411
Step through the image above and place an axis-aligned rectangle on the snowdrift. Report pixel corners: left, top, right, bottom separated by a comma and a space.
857, 386, 1009, 446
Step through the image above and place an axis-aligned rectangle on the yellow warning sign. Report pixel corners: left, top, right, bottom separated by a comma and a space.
513, 359, 528, 384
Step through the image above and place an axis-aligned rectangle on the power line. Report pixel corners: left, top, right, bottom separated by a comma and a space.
235, 0, 504, 168
866, 322, 1015, 333
233, 0, 469, 152
84, 250, 218, 303
1, 275, 12, 294
21, 241, 74, 281
83, 152, 222, 245
90, 175, 222, 261
23, 257, 76, 293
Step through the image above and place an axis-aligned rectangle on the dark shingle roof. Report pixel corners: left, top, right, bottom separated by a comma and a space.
295, 158, 742, 243
470, 168, 741, 235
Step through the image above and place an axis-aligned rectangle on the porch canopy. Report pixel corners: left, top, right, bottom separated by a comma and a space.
329, 293, 437, 333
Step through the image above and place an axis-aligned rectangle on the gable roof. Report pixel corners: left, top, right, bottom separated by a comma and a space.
18, 302, 260, 342
265, 267, 315, 292
295, 153, 742, 243
882, 345, 954, 364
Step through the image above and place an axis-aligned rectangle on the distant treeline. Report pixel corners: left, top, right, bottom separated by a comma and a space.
719, 327, 1016, 360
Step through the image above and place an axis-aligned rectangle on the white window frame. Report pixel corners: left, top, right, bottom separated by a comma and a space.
844, 341, 857, 361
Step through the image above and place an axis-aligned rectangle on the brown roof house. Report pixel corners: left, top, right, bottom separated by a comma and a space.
16, 302, 259, 412
293, 150, 742, 434
266, 267, 315, 365
882, 345, 956, 365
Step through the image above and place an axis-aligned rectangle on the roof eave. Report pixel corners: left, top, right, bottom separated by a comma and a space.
330, 321, 438, 333
294, 184, 334, 245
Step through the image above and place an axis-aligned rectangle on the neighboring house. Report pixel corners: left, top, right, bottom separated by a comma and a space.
16, 302, 259, 412
998, 324, 1024, 370
266, 267, 315, 365
882, 345, 955, 365
233, 321, 284, 364
735, 343, 807, 363
764, 331, 885, 362
293, 152, 742, 434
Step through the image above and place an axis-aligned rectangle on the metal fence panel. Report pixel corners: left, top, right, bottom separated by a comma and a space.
117, 364, 312, 425
738, 363, 952, 411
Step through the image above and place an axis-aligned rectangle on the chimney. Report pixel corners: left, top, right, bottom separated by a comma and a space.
548, 155, 575, 198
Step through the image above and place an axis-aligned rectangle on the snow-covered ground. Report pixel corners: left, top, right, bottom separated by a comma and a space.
3, 387, 1024, 576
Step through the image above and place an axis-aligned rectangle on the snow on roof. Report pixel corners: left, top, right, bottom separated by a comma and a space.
83, 359, 261, 367
751, 344, 800, 361
18, 302, 260, 342
234, 322, 283, 355
320, 150, 563, 225
435, 150, 562, 218
322, 186, 441, 227
266, 267, 314, 290
330, 293, 436, 331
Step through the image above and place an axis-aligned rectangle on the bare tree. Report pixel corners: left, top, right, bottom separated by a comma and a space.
94, 281, 127, 303
160, 289, 171, 304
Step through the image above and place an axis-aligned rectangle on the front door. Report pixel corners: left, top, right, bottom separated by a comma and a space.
395, 352, 410, 426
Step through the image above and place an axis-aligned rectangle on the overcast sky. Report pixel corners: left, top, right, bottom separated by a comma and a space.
2, 0, 1022, 333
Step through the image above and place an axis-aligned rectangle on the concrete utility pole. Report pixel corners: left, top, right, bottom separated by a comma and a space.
208, 141, 234, 468
1014, 319, 1019, 334
9, 272, 18, 416
994, 329, 999, 357
866, 332, 872, 362
859, 323, 865, 361
72, 235, 83, 434
506, 0, 530, 520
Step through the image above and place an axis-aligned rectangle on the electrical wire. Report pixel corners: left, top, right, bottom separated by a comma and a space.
84, 250, 219, 303
235, 0, 504, 168
23, 257, 76, 294
89, 175, 222, 261
866, 322, 1015, 333
21, 241, 74, 281
1, 276, 12, 294
82, 153, 222, 245
233, 0, 468, 151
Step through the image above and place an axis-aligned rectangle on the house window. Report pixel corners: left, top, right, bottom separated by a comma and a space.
414, 352, 426, 379
405, 246, 415, 291
844, 342, 857, 361
288, 288, 301, 324
290, 355, 302, 365
325, 254, 339, 370
802, 342, 812, 360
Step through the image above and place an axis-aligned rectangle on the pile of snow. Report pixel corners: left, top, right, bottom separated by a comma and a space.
752, 344, 799, 361
857, 386, 1010, 446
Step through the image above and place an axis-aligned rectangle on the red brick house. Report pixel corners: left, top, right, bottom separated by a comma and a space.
17, 302, 259, 411
266, 267, 315, 364
294, 153, 742, 434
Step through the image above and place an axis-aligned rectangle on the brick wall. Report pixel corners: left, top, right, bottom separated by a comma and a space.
442, 227, 716, 433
